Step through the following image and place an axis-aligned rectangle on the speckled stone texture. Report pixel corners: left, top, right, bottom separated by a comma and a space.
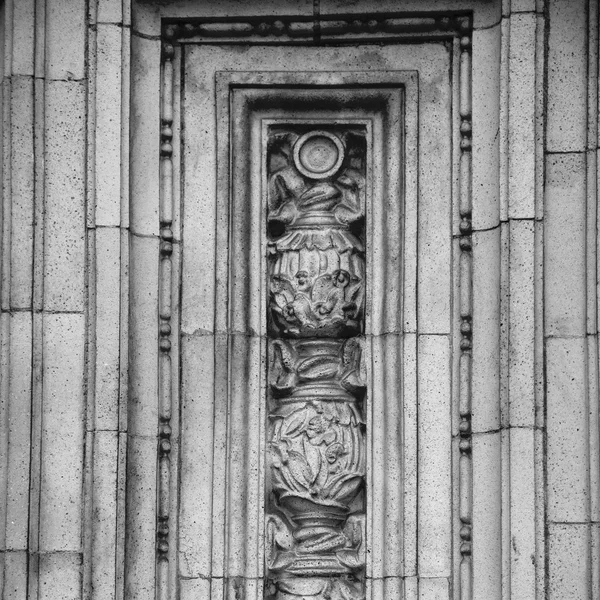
0, 1, 599, 599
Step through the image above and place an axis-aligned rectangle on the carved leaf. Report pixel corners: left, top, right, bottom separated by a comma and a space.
285, 450, 312, 489
335, 549, 363, 569
297, 355, 339, 380
281, 408, 311, 437
269, 551, 297, 571
310, 273, 334, 305
322, 473, 363, 502
302, 437, 322, 485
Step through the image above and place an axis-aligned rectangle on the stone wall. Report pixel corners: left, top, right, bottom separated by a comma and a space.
0, 0, 598, 598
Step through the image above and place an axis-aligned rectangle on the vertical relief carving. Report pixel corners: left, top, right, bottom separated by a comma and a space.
266, 128, 367, 600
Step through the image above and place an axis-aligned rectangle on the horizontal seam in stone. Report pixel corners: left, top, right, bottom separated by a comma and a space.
471, 223, 501, 234
544, 333, 588, 339
87, 428, 122, 433
473, 18, 503, 32
20, 550, 83, 556
1, 308, 84, 315
130, 230, 160, 241
91, 224, 127, 230
548, 521, 599, 526
126, 433, 161, 441
131, 29, 161, 41
469, 425, 544, 435
545, 149, 586, 155
89, 22, 129, 29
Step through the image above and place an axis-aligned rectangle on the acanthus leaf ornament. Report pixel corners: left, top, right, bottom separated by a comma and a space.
266, 127, 367, 599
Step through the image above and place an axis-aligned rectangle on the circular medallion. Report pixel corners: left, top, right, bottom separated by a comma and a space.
293, 130, 345, 180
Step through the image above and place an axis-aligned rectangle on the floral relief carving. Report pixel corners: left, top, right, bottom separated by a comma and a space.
266, 127, 367, 600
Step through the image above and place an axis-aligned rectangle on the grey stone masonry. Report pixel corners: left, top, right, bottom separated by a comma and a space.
0, 0, 598, 599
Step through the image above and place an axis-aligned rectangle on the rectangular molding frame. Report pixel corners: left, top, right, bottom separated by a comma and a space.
125, 12, 474, 600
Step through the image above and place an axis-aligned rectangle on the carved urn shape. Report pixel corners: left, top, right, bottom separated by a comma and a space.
266, 127, 367, 600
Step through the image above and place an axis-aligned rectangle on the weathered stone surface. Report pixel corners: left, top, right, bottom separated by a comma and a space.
39, 313, 85, 553
508, 219, 535, 427
547, 337, 590, 523
544, 152, 587, 337
43, 81, 86, 312
548, 523, 590, 599
45, 0, 86, 80
38, 552, 82, 600
94, 24, 123, 227
2, 1, 600, 599
94, 226, 121, 430
547, 0, 588, 152
472, 431, 502, 599
472, 24, 501, 230
508, 13, 537, 219
9, 76, 35, 309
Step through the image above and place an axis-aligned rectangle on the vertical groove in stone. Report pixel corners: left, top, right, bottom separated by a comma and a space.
457, 17, 473, 600
499, 15, 510, 223
0, 7, 10, 587
587, 1, 600, 597
533, 6, 547, 599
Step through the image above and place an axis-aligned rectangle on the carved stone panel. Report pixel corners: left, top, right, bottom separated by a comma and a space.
266, 125, 367, 598
178, 36, 456, 600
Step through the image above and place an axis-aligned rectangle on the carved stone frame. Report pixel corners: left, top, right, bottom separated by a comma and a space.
126, 11, 473, 600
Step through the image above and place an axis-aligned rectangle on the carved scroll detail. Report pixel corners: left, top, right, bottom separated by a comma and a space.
266, 128, 367, 599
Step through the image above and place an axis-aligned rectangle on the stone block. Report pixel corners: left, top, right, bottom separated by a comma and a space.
128, 234, 159, 437
91, 431, 118, 599
593, 524, 600, 599
10, 76, 35, 309
95, 25, 123, 227
472, 227, 501, 432
472, 24, 501, 231
46, 0, 86, 80
547, 337, 589, 522
546, 0, 588, 152
124, 434, 157, 599
544, 153, 587, 337
548, 523, 590, 599
38, 552, 82, 600
2, 550, 28, 599
417, 183, 452, 334
472, 431, 502, 599
589, 336, 600, 522
39, 313, 85, 552
96, 0, 123, 23
11, 0, 35, 76
508, 13, 537, 219
179, 333, 216, 578
130, 34, 160, 236
5, 313, 32, 550
509, 427, 536, 597
508, 220, 535, 427
43, 80, 86, 312
418, 577, 450, 600
180, 578, 210, 600
511, 0, 537, 11
94, 226, 121, 430
417, 335, 452, 578
131, 2, 160, 36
